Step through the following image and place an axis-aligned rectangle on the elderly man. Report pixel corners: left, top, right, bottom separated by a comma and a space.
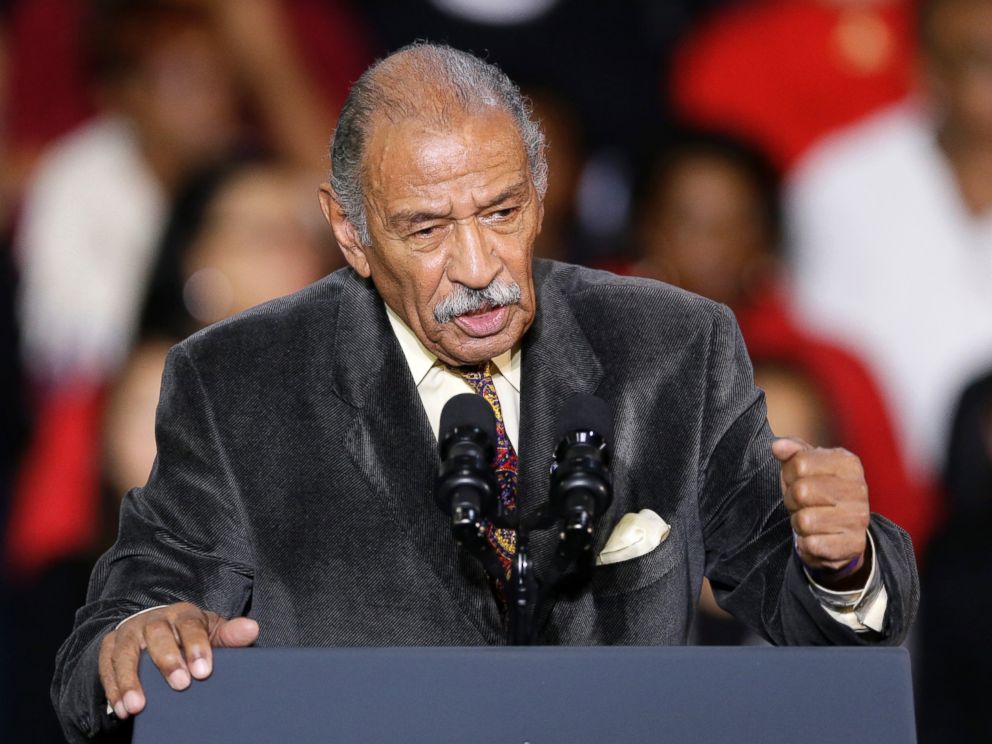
53, 44, 918, 742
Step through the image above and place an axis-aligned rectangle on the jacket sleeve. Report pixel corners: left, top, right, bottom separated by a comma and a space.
697, 304, 919, 645
52, 343, 255, 742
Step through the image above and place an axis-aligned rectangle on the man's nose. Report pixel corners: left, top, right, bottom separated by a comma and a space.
446, 220, 502, 289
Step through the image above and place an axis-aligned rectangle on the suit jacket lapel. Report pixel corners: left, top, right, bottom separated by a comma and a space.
332, 272, 499, 642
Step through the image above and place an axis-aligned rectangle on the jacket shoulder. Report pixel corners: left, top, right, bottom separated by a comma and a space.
536, 260, 730, 348
175, 268, 353, 376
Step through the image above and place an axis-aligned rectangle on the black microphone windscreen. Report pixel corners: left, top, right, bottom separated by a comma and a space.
440, 393, 497, 445
555, 394, 613, 443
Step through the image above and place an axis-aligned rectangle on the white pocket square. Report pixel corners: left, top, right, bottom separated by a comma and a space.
596, 509, 671, 566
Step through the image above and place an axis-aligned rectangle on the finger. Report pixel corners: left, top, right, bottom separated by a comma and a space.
99, 633, 129, 720
783, 474, 865, 513
778, 447, 865, 488
111, 628, 146, 715
771, 436, 812, 463
795, 532, 866, 571
143, 618, 191, 691
214, 617, 259, 648
792, 500, 870, 538
791, 505, 850, 537
174, 610, 214, 679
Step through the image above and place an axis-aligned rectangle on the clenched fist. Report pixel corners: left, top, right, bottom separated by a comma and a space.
772, 437, 871, 590
100, 603, 258, 720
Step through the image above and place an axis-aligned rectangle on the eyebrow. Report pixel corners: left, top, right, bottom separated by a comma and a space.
480, 181, 530, 211
386, 181, 529, 233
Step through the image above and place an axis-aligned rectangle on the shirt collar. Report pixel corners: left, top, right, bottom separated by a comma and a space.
384, 303, 521, 391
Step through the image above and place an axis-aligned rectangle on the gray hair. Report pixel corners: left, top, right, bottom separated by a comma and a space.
329, 42, 548, 246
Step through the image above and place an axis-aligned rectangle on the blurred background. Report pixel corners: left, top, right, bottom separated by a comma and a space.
1, 1, 990, 741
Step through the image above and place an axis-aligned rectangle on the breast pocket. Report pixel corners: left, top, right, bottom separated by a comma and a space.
590, 525, 685, 597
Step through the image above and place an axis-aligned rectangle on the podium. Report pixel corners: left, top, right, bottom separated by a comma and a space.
133, 646, 916, 743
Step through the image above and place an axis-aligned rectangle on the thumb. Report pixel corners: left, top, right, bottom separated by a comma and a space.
771, 436, 812, 463
214, 617, 259, 648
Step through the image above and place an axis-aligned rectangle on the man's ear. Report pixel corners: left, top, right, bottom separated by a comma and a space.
318, 183, 372, 278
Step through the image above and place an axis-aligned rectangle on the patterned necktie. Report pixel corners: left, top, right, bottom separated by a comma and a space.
457, 362, 518, 607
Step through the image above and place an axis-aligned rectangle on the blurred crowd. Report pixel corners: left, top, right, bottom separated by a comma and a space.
0, 1, 989, 741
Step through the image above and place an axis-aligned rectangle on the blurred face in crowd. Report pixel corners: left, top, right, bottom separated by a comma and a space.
115, 23, 239, 177
923, 0, 992, 145
322, 108, 543, 366
184, 166, 335, 325
639, 154, 769, 307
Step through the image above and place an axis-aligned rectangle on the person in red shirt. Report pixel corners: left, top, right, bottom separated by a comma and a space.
670, 0, 914, 170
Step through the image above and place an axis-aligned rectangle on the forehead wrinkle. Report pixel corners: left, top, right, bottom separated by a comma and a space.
362, 108, 531, 237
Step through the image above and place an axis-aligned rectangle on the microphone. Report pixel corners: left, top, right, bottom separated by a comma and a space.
435, 393, 499, 554
549, 394, 614, 563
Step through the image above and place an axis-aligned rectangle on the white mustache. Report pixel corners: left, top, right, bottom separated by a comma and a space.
433, 279, 522, 324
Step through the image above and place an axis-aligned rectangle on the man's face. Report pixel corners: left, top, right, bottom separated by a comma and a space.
641, 156, 768, 307
323, 109, 543, 366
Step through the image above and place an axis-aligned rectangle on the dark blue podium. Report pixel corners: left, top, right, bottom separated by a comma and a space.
132, 646, 916, 743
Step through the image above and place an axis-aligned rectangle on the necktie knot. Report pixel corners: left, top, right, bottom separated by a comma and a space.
447, 361, 492, 387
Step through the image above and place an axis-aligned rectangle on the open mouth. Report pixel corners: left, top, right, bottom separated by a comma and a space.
452, 303, 509, 337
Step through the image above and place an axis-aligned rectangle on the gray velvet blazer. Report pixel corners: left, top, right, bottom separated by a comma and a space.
53, 260, 919, 741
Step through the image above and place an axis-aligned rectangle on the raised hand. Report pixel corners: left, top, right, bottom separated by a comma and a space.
772, 437, 871, 589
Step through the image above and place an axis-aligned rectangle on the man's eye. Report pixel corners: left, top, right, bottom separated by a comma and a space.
487, 207, 518, 222
412, 225, 440, 238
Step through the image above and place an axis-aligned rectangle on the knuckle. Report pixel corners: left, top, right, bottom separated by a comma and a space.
793, 454, 811, 478
846, 452, 865, 478
144, 618, 175, 640
857, 482, 870, 504
802, 534, 824, 557
177, 614, 207, 633
172, 601, 198, 616
116, 622, 141, 645
855, 503, 871, 526
791, 511, 807, 535
112, 633, 139, 661
159, 652, 183, 670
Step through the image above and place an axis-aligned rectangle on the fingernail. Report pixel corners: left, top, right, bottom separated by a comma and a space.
123, 691, 143, 713
168, 669, 191, 690
191, 658, 210, 678
114, 701, 127, 719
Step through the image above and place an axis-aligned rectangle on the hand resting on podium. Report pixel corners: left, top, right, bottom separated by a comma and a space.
100, 602, 258, 720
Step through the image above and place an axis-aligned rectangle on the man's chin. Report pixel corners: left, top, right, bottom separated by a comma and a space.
434, 336, 514, 367
433, 323, 521, 367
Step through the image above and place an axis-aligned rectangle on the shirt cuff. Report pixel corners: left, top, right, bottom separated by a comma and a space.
804, 530, 887, 633
115, 605, 168, 630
